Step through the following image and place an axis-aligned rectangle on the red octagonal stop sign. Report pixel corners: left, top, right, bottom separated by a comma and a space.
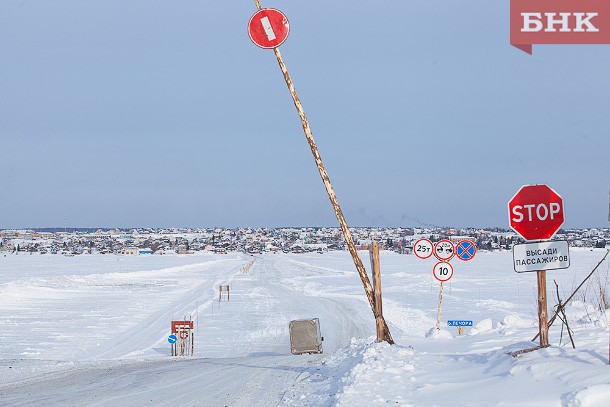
508, 184, 564, 241
248, 8, 290, 49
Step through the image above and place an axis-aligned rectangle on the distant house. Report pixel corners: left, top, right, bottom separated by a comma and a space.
124, 248, 138, 255
138, 248, 153, 255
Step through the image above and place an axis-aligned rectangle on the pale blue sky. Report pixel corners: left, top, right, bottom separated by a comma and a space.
1, 1, 608, 228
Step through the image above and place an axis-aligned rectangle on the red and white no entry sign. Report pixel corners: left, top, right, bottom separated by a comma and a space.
248, 8, 290, 49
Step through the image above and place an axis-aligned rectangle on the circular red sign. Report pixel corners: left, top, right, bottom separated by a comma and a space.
508, 184, 564, 241
413, 238, 434, 259
434, 240, 455, 261
433, 261, 454, 282
248, 8, 290, 49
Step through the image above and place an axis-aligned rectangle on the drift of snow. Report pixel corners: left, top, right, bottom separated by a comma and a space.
1, 248, 609, 406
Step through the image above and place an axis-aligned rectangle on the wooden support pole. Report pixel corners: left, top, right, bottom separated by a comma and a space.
537, 270, 550, 347
370, 241, 384, 343
268, 35, 394, 344
436, 281, 444, 331
532, 249, 609, 342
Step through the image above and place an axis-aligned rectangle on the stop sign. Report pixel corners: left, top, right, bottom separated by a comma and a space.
508, 184, 564, 241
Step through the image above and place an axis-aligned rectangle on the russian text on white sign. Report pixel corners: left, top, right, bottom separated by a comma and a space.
512, 240, 570, 273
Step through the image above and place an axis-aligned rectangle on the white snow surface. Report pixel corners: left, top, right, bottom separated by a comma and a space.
1, 249, 609, 406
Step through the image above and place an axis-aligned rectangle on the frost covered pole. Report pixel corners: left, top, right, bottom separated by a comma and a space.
250, 1, 393, 344
436, 282, 444, 331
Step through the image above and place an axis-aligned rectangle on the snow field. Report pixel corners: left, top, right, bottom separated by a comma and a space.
0, 248, 609, 405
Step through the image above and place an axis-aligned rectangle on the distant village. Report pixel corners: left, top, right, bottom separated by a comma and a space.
1, 226, 608, 256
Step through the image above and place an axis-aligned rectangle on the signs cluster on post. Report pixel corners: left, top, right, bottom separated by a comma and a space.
413, 238, 477, 282
508, 183, 570, 349
413, 237, 477, 332
170, 320, 194, 357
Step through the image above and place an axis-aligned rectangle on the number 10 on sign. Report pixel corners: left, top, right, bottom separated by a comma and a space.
433, 261, 453, 282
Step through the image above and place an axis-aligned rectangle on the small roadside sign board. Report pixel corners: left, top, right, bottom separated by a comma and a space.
512, 240, 570, 273
447, 320, 473, 327
455, 240, 476, 261
434, 240, 455, 261
248, 8, 290, 49
433, 261, 454, 282
413, 238, 434, 259
168, 334, 177, 344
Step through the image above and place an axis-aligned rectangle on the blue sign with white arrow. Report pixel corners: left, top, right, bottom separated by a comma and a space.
168, 334, 177, 344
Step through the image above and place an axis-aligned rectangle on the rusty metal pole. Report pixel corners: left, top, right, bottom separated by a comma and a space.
251, 1, 393, 344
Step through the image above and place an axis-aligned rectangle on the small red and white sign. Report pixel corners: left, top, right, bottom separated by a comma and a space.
510, 0, 610, 54
433, 261, 454, 282
413, 238, 434, 259
508, 184, 564, 241
248, 8, 290, 49
434, 240, 455, 261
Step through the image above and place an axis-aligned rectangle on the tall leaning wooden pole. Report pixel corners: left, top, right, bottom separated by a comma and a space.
252, 0, 393, 344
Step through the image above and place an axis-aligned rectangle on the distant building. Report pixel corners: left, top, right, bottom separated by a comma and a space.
124, 248, 138, 255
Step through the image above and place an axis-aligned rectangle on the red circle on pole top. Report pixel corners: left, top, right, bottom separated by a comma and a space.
248, 8, 290, 49
508, 184, 564, 241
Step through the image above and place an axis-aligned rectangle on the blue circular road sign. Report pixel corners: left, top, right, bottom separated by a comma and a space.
168, 334, 177, 344
455, 240, 476, 261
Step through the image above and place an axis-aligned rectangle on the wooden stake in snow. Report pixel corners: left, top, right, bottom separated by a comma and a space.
537, 270, 550, 347
532, 249, 609, 342
436, 282, 445, 331
369, 241, 385, 343
250, 1, 393, 344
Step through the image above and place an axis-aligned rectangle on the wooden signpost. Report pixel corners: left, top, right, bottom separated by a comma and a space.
248, 0, 393, 344
171, 320, 194, 356
508, 184, 565, 349
219, 285, 230, 302
369, 241, 385, 343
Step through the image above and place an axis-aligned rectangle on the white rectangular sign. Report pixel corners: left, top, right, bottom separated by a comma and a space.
513, 240, 570, 273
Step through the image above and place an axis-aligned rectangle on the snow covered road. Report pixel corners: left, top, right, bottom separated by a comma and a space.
1, 249, 610, 406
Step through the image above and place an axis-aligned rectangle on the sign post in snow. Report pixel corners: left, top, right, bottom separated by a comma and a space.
247, 0, 393, 344
413, 238, 476, 332
508, 184, 566, 348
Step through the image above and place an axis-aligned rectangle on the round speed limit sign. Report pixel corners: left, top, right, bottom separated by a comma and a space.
413, 238, 434, 259
433, 261, 454, 282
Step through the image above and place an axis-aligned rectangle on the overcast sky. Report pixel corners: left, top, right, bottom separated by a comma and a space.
1, 1, 608, 229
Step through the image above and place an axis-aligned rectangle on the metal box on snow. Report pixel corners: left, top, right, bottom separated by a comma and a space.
289, 318, 323, 355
